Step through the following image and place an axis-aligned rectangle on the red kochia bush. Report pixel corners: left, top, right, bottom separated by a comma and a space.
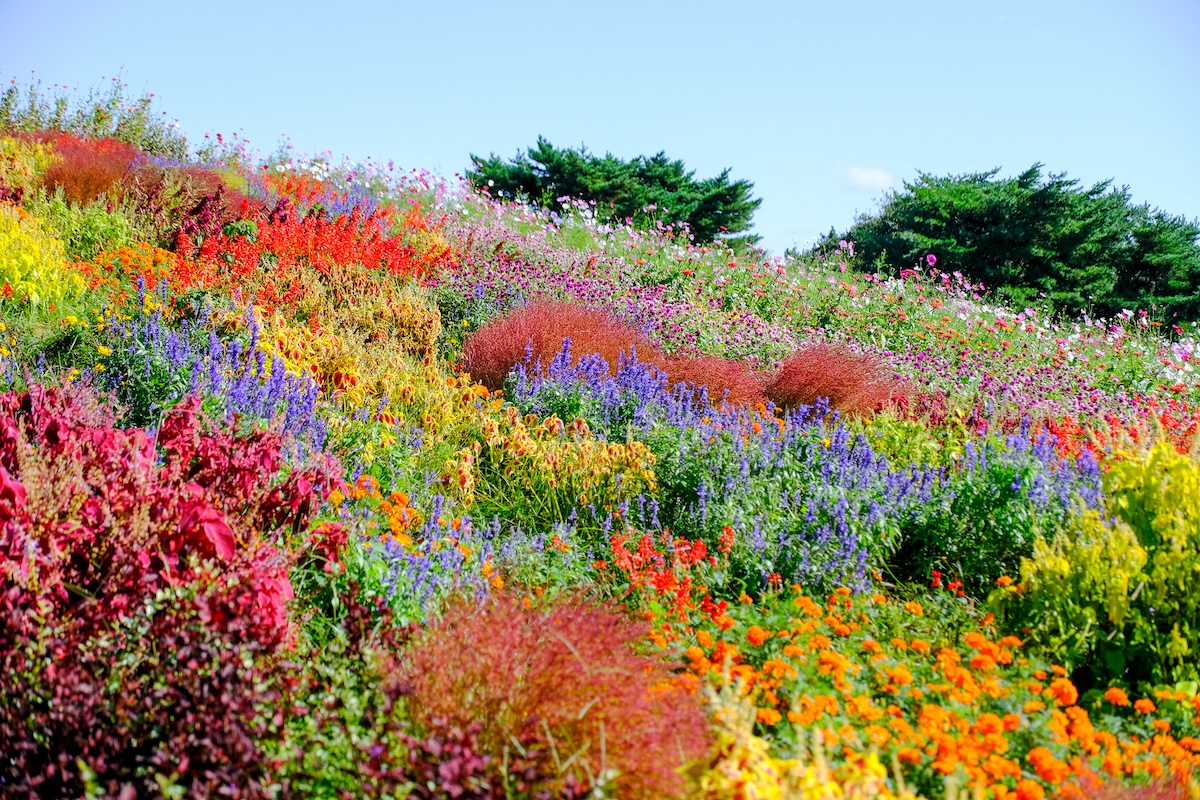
0, 387, 339, 798
663, 353, 767, 408
766, 342, 905, 415
388, 591, 709, 799
461, 301, 663, 390
35, 132, 144, 204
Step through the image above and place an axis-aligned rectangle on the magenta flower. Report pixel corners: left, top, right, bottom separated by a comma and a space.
926, 254, 937, 267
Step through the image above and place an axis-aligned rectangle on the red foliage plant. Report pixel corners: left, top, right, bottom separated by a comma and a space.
662, 353, 767, 408
0, 387, 340, 797
460, 301, 664, 391
766, 342, 906, 416
32, 132, 144, 204
168, 198, 449, 316
386, 590, 710, 799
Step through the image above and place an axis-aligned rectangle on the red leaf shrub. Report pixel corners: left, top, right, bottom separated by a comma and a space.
460, 301, 663, 391
35, 132, 143, 204
386, 590, 709, 799
662, 353, 767, 408
766, 342, 905, 415
0, 386, 340, 797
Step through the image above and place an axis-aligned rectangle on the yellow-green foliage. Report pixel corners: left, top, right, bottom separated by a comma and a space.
692, 677, 922, 800
473, 405, 657, 525
995, 442, 1200, 686
0, 136, 54, 195
0, 204, 84, 305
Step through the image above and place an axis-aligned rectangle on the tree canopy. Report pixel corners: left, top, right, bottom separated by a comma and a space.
816, 164, 1200, 322
467, 137, 762, 248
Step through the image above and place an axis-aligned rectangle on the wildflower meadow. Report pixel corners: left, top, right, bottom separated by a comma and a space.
4, 77, 1200, 800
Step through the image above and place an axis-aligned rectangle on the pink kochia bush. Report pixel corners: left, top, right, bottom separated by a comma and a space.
0, 387, 339, 798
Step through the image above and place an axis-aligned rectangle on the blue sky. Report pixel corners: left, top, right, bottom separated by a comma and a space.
1, 0, 1197, 254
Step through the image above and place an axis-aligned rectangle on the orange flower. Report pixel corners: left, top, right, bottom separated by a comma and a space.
1104, 687, 1130, 707
911, 639, 931, 655
1015, 778, 1046, 800
972, 713, 1004, 735
746, 625, 771, 647
757, 707, 782, 725
696, 630, 715, 649
1047, 677, 1079, 707
1003, 713, 1022, 732
904, 601, 924, 616
1135, 698, 1157, 714
996, 575, 1014, 587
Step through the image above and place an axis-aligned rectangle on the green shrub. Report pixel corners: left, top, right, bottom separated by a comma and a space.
25, 188, 138, 261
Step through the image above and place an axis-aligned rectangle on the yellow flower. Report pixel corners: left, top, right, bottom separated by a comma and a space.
96, 345, 113, 356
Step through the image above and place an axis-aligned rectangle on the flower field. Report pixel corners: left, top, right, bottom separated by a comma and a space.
4, 82, 1200, 799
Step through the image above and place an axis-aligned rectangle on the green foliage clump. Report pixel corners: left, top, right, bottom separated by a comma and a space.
0, 73, 188, 159
25, 189, 139, 261
467, 136, 762, 247
994, 442, 1200, 690
821, 164, 1200, 321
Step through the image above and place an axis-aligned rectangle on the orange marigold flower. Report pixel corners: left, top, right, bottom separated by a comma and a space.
696, 630, 715, 649
996, 575, 1014, 587
1023, 700, 1047, 714
1134, 698, 1157, 714
782, 644, 804, 658
890, 637, 908, 650
1015, 778, 1045, 800
862, 639, 882, 653
904, 601, 924, 616
999, 635, 1024, 647
1003, 713, 1022, 732
746, 625, 771, 647
1047, 677, 1079, 707
888, 664, 914, 686
897, 747, 922, 764
1152, 719, 1171, 733
757, 707, 782, 726
973, 713, 1004, 735
1104, 687, 1130, 707
911, 638, 931, 654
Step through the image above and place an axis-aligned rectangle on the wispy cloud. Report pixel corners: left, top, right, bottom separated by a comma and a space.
844, 166, 896, 192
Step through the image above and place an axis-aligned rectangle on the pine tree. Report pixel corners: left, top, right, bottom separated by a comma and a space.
467, 137, 762, 247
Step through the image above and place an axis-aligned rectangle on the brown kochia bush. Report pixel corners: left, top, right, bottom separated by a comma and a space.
386, 591, 710, 799
460, 301, 663, 391
766, 342, 904, 415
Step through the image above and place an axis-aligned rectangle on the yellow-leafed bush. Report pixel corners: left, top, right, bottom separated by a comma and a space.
0, 203, 84, 305
0, 135, 55, 196
994, 442, 1200, 687
692, 677, 923, 800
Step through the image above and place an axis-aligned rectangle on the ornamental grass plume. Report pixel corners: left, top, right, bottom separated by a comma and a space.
386, 589, 709, 799
766, 342, 904, 416
460, 301, 663, 390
